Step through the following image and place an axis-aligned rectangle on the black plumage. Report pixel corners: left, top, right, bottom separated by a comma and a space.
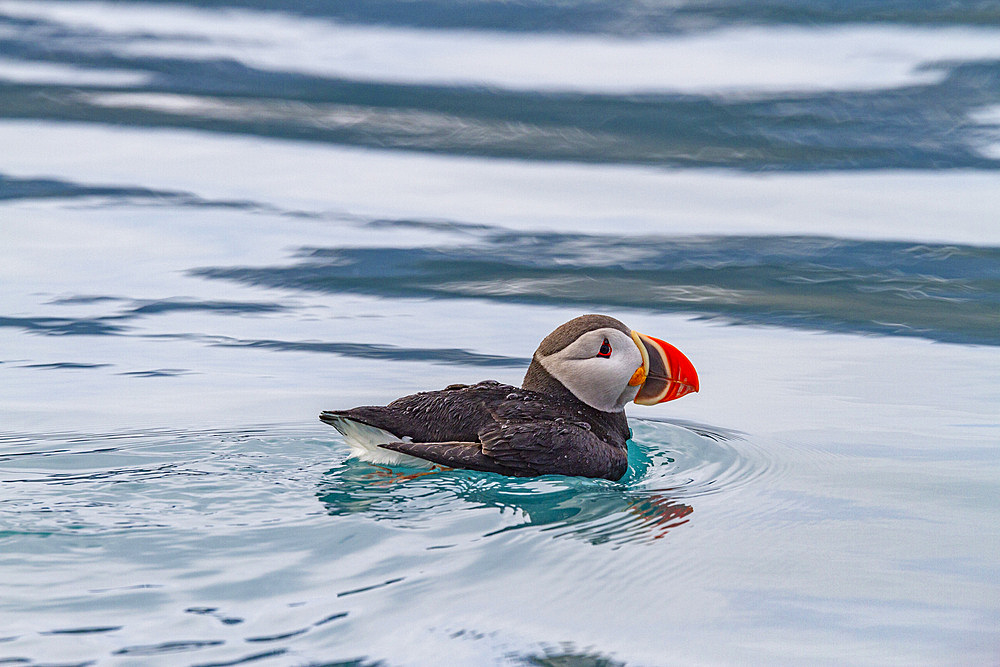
320, 380, 630, 480
320, 315, 650, 481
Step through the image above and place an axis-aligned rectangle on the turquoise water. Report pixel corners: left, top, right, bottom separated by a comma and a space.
2, 1, 1000, 664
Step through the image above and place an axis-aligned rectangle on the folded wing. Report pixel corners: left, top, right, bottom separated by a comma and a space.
380, 416, 626, 480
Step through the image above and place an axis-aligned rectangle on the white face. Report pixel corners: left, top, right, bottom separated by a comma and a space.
537, 327, 643, 412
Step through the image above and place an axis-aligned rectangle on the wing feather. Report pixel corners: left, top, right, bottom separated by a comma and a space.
323, 381, 629, 480
381, 417, 626, 480
378, 440, 523, 476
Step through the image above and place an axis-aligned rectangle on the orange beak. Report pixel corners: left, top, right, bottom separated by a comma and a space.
629, 331, 700, 405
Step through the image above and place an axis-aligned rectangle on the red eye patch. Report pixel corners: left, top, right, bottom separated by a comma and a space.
597, 338, 612, 357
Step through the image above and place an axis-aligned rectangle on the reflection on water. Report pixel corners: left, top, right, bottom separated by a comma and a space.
316, 420, 762, 547
194, 235, 1000, 346
319, 462, 694, 547
3, 5, 1000, 170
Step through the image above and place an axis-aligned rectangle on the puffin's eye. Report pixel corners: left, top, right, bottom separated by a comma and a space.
597, 338, 612, 358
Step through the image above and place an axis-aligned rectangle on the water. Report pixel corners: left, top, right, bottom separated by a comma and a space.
1, 0, 999, 664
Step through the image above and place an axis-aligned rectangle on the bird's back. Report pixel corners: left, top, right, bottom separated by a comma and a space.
321, 380, 517, 443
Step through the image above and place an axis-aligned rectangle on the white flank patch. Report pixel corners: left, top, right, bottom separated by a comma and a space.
324, 415, 433, 467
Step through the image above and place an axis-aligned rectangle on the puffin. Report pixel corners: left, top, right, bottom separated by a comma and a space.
320, 314, 699, 481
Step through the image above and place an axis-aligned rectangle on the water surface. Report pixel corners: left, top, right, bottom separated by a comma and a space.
1, 0, 999, 664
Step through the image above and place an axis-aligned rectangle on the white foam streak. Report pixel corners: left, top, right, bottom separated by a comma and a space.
0, 57, 151, 86
2, 121, 999, 246
969, 105, 1000, 159
4, 0, 1000, 94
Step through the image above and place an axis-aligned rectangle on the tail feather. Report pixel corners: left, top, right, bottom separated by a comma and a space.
320, 411, 432, 467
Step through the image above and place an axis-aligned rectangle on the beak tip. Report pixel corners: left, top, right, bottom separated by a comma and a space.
631, 331, 699, 405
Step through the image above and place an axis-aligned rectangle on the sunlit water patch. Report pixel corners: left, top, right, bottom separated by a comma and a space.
6, 1, 1000, 93
4, 0, 1000, 170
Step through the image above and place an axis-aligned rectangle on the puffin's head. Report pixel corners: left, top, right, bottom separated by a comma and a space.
524, 314, 699, 413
